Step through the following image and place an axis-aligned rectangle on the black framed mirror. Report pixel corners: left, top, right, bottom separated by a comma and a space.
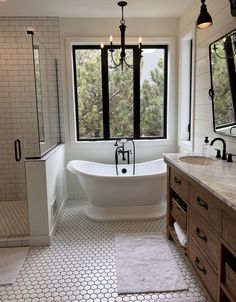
209, 29, 236, 136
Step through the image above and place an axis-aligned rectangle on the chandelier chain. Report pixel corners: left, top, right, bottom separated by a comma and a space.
120, 6, 125, 24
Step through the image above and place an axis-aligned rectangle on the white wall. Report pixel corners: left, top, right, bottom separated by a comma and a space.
179, 0, 236, 154
26, 144, 66, 246
59, 17, 180, 197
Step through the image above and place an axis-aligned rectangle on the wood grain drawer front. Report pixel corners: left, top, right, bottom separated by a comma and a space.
190, 185, 221, 232
188, 236, 217, 302
189, 207, 219, 271
222, 211, 236, 252
172, 198, 187, 230
170, 169, 189, 202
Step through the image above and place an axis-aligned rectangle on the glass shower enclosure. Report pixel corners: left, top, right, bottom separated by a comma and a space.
0, 30, 62, 240
30, 31, 61, 158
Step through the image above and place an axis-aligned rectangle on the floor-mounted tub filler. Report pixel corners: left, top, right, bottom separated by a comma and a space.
67, 159, 167, 220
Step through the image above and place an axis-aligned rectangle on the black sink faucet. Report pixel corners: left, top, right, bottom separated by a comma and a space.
210, 138, 227, 160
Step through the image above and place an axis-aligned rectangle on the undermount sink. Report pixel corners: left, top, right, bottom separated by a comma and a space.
179, 155, 216, 165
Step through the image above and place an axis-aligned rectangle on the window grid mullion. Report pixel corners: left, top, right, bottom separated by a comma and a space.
133, 47, 140, 139
101, 48, 110, 139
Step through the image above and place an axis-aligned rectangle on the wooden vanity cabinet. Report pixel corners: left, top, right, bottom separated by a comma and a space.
165, 162, 236, 302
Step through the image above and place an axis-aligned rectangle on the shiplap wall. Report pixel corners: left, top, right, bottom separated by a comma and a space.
179, 0, 236, 154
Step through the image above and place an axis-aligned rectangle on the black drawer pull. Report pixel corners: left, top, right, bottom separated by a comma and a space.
195, 227, 207, 242
196, 197, 208, 209
195, 257, 207, 274
174, 176, 181, 185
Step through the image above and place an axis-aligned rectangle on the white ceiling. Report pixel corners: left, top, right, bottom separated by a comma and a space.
0, 0, 195, 18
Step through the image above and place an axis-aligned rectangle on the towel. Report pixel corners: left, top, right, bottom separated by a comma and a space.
174, 221, 187, 248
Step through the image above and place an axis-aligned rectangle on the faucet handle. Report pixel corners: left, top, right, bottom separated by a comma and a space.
215, 149, 221, 158
227, 153, 236, 163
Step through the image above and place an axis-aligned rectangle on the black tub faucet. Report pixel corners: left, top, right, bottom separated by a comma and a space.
210, 138, 227, 160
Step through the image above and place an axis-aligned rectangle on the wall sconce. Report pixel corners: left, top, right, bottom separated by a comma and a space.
197, 0, 236, 29
196, 0, 213, 29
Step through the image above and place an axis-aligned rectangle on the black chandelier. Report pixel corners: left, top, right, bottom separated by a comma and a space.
102, 1, 142, 70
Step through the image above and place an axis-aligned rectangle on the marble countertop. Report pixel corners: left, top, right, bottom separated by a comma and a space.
163, 153, 236, 211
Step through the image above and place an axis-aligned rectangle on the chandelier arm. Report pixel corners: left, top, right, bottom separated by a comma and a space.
109, 50, 122, 68
108, 1, 142, 70
213, 46, 236, 59
213, 35, 236, 59
214, 52, 236, 59
123, 55, 142, 69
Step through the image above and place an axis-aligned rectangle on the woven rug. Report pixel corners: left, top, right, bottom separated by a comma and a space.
115, 233, 188, 294
0, 247, 29, 285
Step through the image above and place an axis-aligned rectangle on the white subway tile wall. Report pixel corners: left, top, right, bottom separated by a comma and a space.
0, 17, 63, 238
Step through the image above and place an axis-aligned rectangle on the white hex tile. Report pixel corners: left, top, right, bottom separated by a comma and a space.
0, 199, 208, 302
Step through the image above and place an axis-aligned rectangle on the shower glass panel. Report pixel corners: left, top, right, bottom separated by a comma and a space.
32, 35, 61, 157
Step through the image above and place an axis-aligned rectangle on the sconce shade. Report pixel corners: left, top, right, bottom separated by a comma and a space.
196, 0, 213, 29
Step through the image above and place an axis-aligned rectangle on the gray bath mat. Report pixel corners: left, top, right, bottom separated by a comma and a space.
0, 247, 29, 285
115, 233, 188, 294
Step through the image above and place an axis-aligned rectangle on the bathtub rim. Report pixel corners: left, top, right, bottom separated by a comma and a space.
67, 158, 167, 179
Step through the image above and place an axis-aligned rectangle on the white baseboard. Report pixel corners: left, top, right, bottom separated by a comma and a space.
30, 197, 67, 247
50, 197, 67, 237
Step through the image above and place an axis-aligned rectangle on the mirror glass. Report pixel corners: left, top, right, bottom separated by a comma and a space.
209, 29, 236, 136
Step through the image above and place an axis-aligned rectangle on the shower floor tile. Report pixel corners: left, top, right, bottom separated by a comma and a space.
0, 200, 29, 238
0, 199, 208, 301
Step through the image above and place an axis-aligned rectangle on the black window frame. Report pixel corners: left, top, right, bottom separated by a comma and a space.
72, 44, 168, 141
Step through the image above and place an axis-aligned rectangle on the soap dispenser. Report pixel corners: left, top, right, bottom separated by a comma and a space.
202, 136, 210, 156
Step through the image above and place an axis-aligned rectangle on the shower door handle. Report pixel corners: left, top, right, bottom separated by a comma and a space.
14, 139, 22, 162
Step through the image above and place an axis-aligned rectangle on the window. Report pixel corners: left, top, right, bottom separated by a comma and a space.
179, 36, 193, 143
72, 45, 168, 141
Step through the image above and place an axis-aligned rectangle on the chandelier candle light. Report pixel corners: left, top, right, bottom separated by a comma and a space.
101, 1, 143, 70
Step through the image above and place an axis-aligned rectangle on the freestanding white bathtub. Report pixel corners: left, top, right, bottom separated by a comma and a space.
67, 159, 167, 220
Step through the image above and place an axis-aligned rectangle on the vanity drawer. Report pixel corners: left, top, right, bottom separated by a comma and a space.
172, 197, 187, 230
170, 168, 189, 202
222, 211, 236, 252
188, 207, 220, 271
188, 236, 217, 302
190, 185, 221, 232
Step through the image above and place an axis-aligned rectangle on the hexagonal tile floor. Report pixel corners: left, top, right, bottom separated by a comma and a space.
0, 199, 208, 302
